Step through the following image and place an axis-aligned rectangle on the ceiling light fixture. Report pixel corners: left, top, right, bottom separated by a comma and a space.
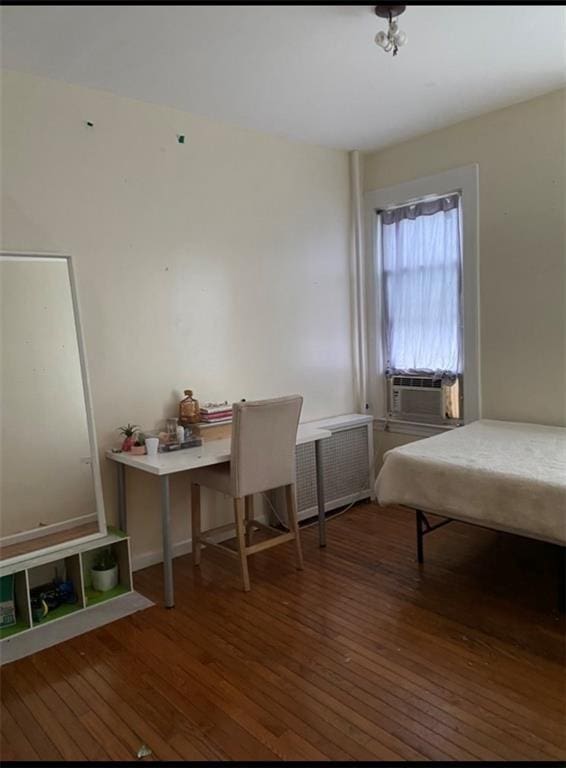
375, 5, 407, 56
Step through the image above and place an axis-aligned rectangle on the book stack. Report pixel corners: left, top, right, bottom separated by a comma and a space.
192, 402, 233, 441
199, 402, 233, 424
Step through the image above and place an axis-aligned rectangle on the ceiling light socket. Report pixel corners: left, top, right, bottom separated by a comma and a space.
375, 5, 406, 20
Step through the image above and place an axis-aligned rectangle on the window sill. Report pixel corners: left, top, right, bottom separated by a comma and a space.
373, 417, 460, 438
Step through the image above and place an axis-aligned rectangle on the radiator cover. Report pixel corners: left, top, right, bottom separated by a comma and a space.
269, 416, 373, 524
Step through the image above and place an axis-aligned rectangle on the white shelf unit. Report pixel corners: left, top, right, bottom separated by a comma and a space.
0, 531, 132, 651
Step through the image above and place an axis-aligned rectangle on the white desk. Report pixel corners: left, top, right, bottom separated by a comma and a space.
106, 424, 331, 607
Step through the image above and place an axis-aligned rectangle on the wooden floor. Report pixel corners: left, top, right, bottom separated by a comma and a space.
1, 503, 565, 762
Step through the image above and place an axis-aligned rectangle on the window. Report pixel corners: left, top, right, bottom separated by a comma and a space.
362, 165, 480, 432
380, 193, 462, 375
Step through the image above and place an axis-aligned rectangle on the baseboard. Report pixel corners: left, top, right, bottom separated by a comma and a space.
132, 537, 194, 572
0, 513, 98, 548
131, 501, 368, 573
131, 513, 269, 573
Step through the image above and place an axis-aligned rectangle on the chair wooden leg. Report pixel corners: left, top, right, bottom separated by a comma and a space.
245, 494, 255, 547
191, 483, 201, 566
285, 483, 304, 570
234, 497, 251, 591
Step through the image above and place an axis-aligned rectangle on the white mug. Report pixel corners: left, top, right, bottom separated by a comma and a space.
145, 437, 159, 456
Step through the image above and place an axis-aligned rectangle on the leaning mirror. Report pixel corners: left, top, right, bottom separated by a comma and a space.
1, 253, 106, 563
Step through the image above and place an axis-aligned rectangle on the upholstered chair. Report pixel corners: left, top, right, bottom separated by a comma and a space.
190, 395, 304, 591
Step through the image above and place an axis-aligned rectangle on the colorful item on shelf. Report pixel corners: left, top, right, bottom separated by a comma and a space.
30, 578, 78, 621
179, 389, 200, 425
30, 597, 49, 623
0, 575, 16, 628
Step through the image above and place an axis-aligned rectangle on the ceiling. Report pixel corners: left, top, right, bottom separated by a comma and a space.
1, 5, 565, 151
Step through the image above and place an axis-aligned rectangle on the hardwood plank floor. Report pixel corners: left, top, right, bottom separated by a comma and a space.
1, 503, 565, 762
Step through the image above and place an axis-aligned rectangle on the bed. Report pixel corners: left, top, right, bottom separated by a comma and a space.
375, 419, 566, 565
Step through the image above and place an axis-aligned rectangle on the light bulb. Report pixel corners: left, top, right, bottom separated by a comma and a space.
375, 31, 388, 48
389, 20, 399, 35
394, 30, 407, 47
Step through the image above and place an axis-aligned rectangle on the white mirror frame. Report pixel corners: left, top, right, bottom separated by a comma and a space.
0, 251, 107, 566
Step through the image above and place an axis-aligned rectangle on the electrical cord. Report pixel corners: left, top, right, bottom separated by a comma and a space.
261, 491, 288, 529
261, 485, 367, 531
299, 497, 360, 529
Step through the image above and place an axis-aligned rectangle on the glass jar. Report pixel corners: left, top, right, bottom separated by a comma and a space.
166, 417, 179, 439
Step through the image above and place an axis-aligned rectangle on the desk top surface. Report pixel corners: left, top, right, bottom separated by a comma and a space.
106, 423, 332, 476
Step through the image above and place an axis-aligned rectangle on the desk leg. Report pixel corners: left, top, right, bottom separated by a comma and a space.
117, 463, 127, 533
160, 475, 174, 608
315, 440, 327, 548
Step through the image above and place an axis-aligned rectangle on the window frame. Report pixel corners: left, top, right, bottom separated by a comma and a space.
363, 164, 480, 432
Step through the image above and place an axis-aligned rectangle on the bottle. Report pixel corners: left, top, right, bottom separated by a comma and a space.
179, 389, 200, 425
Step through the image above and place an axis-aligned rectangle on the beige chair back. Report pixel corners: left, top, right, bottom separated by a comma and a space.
230, 395, 303, 498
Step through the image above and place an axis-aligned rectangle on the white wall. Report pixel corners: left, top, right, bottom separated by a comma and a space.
363, 90, 566, 462
1, 69, 355, 561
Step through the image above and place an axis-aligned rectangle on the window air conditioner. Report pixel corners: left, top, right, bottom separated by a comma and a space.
387, 374, 462, 425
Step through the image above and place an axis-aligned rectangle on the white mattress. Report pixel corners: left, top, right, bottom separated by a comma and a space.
375, 419, 566, 546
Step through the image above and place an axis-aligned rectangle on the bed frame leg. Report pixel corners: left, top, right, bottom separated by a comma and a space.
416, 509, 424, 564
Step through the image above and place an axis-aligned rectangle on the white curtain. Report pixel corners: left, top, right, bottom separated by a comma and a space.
381, 195, 462, 374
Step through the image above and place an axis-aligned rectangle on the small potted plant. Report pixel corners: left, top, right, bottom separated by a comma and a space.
91, 548, 118, 592
118, 423, 139, 452
130, 432, 146, 455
